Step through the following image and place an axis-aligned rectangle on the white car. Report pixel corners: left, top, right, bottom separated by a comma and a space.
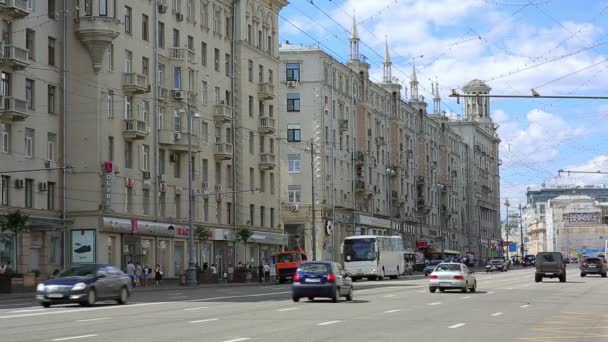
429, 262, 477, 293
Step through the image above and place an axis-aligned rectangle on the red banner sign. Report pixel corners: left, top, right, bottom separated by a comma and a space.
417, 241, 428, 248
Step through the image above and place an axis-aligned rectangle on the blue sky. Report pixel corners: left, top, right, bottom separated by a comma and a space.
278, 0, 608, 210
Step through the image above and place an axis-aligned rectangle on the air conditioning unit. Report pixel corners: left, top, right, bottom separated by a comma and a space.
44, 160, 56, 169
170, 153, 179, 162
173, 132, 182, 140
38, 182, 48, 192
142, 171, 151, 179
173, 90, 185, 100
286, 81, 297, 87
202, 182, 209, 189
125, 178, 134, 188
214, 184, 222, 192
159, 174, 167, 182
290, 204, 299, 212
14, 179, 24, 189
158, 4, 167, 13
176, 13, 184, 21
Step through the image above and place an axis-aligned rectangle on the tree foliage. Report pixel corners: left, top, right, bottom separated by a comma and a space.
0, 210, 29, 233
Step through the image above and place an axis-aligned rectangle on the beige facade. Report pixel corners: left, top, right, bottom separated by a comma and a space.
1, 0, 289, 278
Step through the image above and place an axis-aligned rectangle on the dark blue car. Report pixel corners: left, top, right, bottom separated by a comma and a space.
292, 261, 353, 303
36, 264, 131, 307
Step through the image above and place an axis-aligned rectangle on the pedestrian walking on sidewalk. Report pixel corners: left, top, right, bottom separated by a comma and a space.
257, 263, 264, 283
154, 264, 163, 287
126, 261, 136, 287
135, 262, 143, 287
263, 263, 270, 282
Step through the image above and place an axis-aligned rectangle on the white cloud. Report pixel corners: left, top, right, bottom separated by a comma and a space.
495, 108, 586, 166
555, 155, 608, 186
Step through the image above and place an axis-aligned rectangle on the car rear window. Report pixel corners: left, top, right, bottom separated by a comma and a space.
299, 263, 330, 274
537, 253, 561, 263
585, 258, 602, 264
435, 264, 461, 272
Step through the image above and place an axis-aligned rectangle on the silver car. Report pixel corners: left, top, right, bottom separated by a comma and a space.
429, 262, 477, 293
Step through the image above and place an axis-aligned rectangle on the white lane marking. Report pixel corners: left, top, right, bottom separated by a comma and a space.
448, 323, 466, 329
461, 296, 471, 299
184, 306, 209, 311
384, 309, 401, 313
169, 296, 188, 299
383, 294, 396, 298
491, 312, 503, 317
9, 308, 44, 313
52, 335, 98, 341
186, 291, 290, 303
488, 291, 495, 294
227, 291, 242, 294
0, 302, 169, 319
189, 318, 219, 323
77, 317, 112, 322
223, 338, 251, 342
276, 307, 298, 312
168, 293, 183, 296
317, 320, 341, 326
428, 302, 442, 306
417, 290, 425, 293
357, 289, 370, 293
520, 305, 530, 308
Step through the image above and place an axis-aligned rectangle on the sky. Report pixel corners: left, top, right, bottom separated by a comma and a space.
278, 0, 608, 214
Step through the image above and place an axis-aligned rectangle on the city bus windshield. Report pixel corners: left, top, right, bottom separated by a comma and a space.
343, 238, 376, 262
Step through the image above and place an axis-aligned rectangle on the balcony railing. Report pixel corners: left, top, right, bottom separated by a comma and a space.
0, 96, 28, 122
0, 0, 30, 18
259, 152, 276, 170
0, 44, 29, 69
168, 47, 196, 64
258, 83, 275, 100
123, 72, 148, 93
339, 119, 348, 131
214, 142, 233, 160
213, 103, 232, 123
123, 119, 149, 140
258, 117, 276, 134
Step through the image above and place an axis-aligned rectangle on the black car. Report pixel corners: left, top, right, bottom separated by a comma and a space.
424, 260, 443, 276
292, 261, 353, 303
522, 255, 536, 267
580, 257, 607, 277
535, 252, 566, 283
36, 264, 131, 307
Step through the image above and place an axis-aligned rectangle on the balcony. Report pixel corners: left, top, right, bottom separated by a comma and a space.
213, 103, 232, 123
375, 136, 386, 146
157, 86, 170, 102
0, 96, 28, 123
258, 83, 275, 100
258, 117, 276, 134
159, 130, 201, 152
123, 119, 149, 140
259, 152, 276, 170
214, 142, 233, 160
339, 119, 349, 131
356, 180, 372, 193
391, 190, 399, 200
0, 0, 30, 18
0, 44, 29, 69
168, 47, 197, 64
75, 16, 121, 72
123, 73, 148, 94
355, 151, 365, 164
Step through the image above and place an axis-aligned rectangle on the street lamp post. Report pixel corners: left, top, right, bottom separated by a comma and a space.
310, 139, 317, 261
185, 106, 198, 287
519, 204, 524, 259
504, 198, 510, 260
386, 168, 395, 236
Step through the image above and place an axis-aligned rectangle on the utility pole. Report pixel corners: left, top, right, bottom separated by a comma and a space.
310, 139, 317, 261
519, 204, 524, 259
186, 104, 196, 287
504, 198, 510, 259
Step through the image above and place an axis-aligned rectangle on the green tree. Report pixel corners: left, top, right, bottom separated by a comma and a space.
235, 228, 254, 267
195, 225, 210, 244
0, 210, 29, 234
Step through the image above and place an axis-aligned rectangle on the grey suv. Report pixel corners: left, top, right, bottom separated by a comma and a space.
580, 257, 607, 277
535, 252, 566, 283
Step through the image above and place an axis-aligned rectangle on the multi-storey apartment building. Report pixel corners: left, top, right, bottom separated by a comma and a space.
0, 0, 289, 278
279, 18, 501, 262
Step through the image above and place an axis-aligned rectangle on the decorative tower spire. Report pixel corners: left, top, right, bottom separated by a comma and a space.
433, 78, 441, 114
410, 60, 419, 101
349, 12, 360, 61
383, 36, 392, 83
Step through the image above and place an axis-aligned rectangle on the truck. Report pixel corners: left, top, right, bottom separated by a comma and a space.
272, 248, 307, 283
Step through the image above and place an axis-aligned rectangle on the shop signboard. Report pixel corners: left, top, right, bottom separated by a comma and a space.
71, 229, 96, 264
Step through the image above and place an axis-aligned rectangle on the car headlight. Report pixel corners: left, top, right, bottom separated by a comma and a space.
36, 283, 45, 292
372, 269, 377, 273
71, 282, 87, 291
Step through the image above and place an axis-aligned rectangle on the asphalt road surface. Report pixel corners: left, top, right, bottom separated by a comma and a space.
1, 265, 607, 342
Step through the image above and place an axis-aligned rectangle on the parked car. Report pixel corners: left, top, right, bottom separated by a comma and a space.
429, 262, 477, 293
522, 255, 536, 267
535, 252, 566, 283
292, 261, 353, 303
486, 258, 508, 272
424, 260, 443, 276
36, 264, 131, 308
580, 257, 607, 277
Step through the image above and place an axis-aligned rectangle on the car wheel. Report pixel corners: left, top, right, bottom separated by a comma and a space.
307, 297, 314, 301
461, 285, 467, 293
602, 273, 607, 278
117, 286, 129, 305
560, 275, 566, 283
368, 276, 377, 281
535, 274, 542, 283
331, 288, 339, 303
292, 297, 300, 302
470, 281, 477, 293
429, 287, 436, 293
83, 288, 96, 307
439, 288, 445, 292
346, 287, 353, 301
41, 302, 51, 308
581, 273, 586, 277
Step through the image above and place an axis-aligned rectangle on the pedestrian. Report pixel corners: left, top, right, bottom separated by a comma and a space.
126, 261, 135, 287
0, 262, 5, 274
154, 264, 163, 287
210, 263, 217, 274
143, 264, 150, 287
257, 263, 264, 283
263, 263, 270, 282
135, 262, 143, 287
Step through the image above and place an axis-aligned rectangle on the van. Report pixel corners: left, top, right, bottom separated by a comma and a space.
535, 252, 566, 283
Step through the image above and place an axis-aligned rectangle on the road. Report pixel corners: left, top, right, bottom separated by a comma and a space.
1, 265, 607, 342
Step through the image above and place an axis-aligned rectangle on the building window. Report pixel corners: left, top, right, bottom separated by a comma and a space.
142, 57, 149, 77
24, 128, 34, 158
203, 198, 209, 222
225, 53, 230, 77
26, 29, 35, 60
173, 153, 181, 178
259, 171, 265, 192
48, 37, 56, 66
173, 111, 181, 132
214, 48, 220, 72
124, 96, 132, 118
107, 90, 114, 117
249, 132, 254, 154
0, 175, 9, 206
287, 124, 301, 142
48, 0, 56, 19
47, 182, 55, 210
227, 202, 232, 225
124, 50, 132, 73
249, 204, 255, 225
202, 122, 208, 143
142, 14, 149, 41
270, 208, 275, 228
50, 236, 61, 264
159, 192, 166, 217
248, 60, 253, 82
270, 173, 275, 194
288, 185, 301, 203
201, 81, 208, 104
143, 189, 150, 215
25, 79, 35, 109
258, 101, 264, 117
142, 144, 150, 171
47, 133, 56, 161
175, 194, 181, 219
99, 0, 107, 16
159, 149, 165, 175
214, 86, 220, 104
268, 70, 273, 84
124, 6, 132, 34
25, 179, 33, 208
125, 142, 133, 168
201, 41, 207, 66
158, 21, 165, 48
287, 93, 300, 112
107, 43, 114, 70
248, 96, 254, 117
286, 63, 300, 81
288, 154, 301, 173
1, 124, 9, 153
108, 136, 114, 161
47, 85, 56, 114
260, 206, 265, 227
173, 66, 181, 90
258, 65, 264, 83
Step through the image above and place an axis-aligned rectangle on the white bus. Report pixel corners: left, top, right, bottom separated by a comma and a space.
341, 235, 406, 281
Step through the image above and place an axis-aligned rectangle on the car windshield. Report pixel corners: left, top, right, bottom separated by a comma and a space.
586, 258, 601, 264
299, 263, 330, 274
277, 253, 301, 263
58, 266, 97, 277
428, 261, 442, 266
490, 260, 503, 264
343, 238, 376, 261
434, 264, 461, 272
